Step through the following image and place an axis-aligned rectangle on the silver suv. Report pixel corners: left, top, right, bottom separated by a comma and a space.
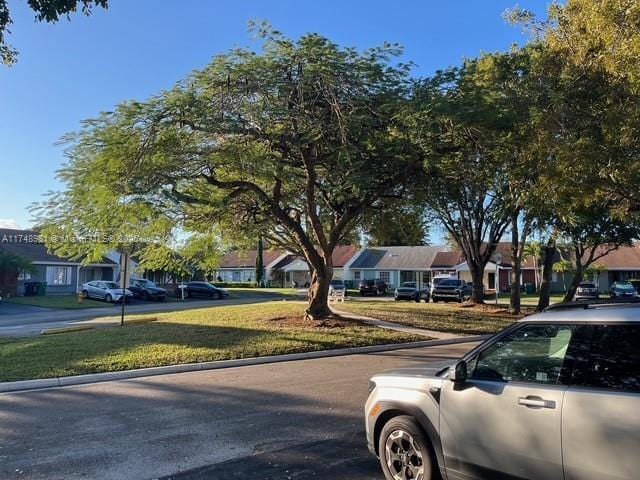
365, 300, 640, 480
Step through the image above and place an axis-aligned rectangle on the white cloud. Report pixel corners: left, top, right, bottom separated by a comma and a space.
0, 219, 22, 229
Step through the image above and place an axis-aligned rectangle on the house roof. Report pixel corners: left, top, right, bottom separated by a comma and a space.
581, 243, 640, 270
350, 246, 444, 270
219, 245, 359, 270
218, 249, 286, 269
430, 251, 464, 269
0, 228, 117, 265
331, 245, 360, 267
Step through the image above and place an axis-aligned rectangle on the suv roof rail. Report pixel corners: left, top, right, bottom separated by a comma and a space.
544, 297, 640, 312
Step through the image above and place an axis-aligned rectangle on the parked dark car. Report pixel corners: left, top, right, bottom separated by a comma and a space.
609, 281, 638, 299
359, 279, 387, 296
178, 281, 229, 299
431, 278, 472, 303
575, 282, 599, 301
128, 278, 167, 301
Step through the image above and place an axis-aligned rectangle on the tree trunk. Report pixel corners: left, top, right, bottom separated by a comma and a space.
510, 257, 522, 314
563, 265, 584, 303
469, 264, 485, 304
305, 259, 333, 320
509, 215, 522, 315
536, 238, 556, 312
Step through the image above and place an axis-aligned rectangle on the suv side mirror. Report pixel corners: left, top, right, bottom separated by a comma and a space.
450, 360, 468, 384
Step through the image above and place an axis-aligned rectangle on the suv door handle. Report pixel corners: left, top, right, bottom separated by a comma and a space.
517, 396, 556, 409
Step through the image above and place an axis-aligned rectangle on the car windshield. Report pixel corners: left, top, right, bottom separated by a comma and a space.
330, 280, 344, 286
579, 283, 595, 288
616, 283, 635, 291
401, 282, 416, 288
136, 279, 156, 287
104, 282, 120, 289
439, 280, 461, 287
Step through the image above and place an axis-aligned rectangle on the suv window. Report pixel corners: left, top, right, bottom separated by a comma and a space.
471, 324, 576, 385
586, 325, 640, 393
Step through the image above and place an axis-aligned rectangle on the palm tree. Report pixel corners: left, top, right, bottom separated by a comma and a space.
553, 260, 574, 293
585, 263, 606, 288
523, 241, 543, 290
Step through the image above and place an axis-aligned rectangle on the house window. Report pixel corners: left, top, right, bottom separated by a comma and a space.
232, 271, 241, 282
379, 271, 391, 284
17, 270, 32, 280
353, 271, 361, 280
46, 266, 73, 286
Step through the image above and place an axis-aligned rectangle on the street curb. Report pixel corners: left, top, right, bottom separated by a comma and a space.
41, 325, 95, 335
0, 335, 488, 394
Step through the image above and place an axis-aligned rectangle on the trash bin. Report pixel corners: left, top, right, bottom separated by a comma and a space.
36, 282, 48, 296
524, 283, 535, 294
24, 282, 37, 296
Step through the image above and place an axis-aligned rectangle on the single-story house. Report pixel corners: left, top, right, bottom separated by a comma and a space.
347, 246, 445, 289
215, 245, 360, 287
271, 245, 360, 287
215, 249, 289, 284
0, 228, 117, 296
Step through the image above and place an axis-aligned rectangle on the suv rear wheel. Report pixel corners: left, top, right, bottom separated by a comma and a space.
379, 415, 435, 480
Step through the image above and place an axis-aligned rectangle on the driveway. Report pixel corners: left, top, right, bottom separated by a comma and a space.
0, 302, 50, 316
0, 342, 477, 480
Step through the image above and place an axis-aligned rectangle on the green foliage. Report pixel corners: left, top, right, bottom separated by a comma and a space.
0, 251, 37, 275
552, 260, 574, 274
0, 0, 108, 65
180, 232, 224, 280
362, 199, 430, 246
511, 0, 640, 216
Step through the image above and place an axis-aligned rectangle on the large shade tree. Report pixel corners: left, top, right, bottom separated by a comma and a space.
412, 55, 531, 303
35, 27, 422, 320
510, 1, 640, 216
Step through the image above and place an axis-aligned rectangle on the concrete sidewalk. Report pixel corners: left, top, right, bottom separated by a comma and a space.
332, 306, 464, 340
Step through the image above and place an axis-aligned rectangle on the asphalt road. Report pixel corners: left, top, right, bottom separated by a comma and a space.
0, 295, 295, 337
0, 342, 476, 480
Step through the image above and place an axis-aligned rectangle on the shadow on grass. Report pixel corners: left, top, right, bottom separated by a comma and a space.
0, 320, 415, 382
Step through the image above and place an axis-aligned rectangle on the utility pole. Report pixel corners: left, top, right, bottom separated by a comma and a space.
120, 251, 128, 326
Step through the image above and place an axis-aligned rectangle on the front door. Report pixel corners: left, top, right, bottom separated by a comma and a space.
562, 323, 640, 480
441, 323, 578, 480
487, 272, 496, 290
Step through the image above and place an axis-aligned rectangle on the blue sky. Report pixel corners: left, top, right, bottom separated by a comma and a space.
0, 0, 547, 231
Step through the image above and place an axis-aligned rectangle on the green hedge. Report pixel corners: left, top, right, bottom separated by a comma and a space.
214, 282, 257, 288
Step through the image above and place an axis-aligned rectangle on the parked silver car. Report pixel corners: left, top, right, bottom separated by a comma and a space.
82, 281, 133, 303
366, 299, 640, 480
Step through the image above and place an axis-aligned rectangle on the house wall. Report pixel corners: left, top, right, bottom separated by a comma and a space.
216, 268, 256, 283
18, 264, 79, 296
78, 266, 114, 285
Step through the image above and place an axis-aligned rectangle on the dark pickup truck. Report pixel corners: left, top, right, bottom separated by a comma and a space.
431, 278, 472, 303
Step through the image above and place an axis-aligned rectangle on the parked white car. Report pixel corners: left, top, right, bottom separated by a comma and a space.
82, 281, 133, 303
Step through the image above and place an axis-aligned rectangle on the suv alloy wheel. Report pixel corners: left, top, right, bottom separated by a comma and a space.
379, 416, 435, 480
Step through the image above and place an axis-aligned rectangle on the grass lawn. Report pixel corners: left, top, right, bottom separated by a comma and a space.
5, 295, 110, 309
339, 301, 523, 336
225, 287, 302, 299
495, 293, 566, 306
0, 302, 422, 382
